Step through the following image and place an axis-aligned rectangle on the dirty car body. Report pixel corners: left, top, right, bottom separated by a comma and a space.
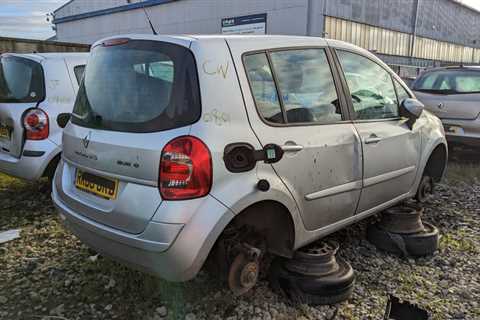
52, 35, 447, 282
0, 53, 87, 181
412, 66, 480, 148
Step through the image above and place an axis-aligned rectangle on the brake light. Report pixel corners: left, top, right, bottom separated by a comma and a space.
159, 136, 212, 200
23, 108, 49, 140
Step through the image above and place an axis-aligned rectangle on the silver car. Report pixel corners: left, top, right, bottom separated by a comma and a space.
52, 35, 447, 290
412, 66, 480, 147
0, 53, 87, 181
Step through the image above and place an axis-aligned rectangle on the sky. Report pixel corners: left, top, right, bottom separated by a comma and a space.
0, 0, 69, 40
0, 0, 479, 41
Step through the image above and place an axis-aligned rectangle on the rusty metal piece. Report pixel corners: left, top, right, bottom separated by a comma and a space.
228, 252, 259, 296
378, 205, 425, 234
284, 241, 340, 277
384, 295, 429, 319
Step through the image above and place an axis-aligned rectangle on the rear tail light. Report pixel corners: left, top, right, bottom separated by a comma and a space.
23, 108, 49, 140
159, 136, 212, 200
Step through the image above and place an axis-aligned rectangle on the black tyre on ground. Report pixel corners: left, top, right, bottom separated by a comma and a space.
367, 222, 439, 257
269, 257, 355, 305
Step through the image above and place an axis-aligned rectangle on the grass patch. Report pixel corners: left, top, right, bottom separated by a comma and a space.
439, 232, 479, 254
445, 162, 480, 184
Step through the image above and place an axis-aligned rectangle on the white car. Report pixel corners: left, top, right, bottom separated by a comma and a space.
0, 52, 87, 181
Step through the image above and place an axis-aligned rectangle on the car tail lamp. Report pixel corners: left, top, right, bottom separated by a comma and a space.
159, 136, 212, 200
23, 108, 49, 140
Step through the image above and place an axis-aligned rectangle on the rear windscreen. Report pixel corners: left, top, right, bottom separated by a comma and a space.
0, 56, 44, 103
413, 70, 480, 94
72, 39, 201, 132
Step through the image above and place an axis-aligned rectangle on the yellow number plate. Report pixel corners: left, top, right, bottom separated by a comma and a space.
75, 170, 119, 200
0, 126, 10, 139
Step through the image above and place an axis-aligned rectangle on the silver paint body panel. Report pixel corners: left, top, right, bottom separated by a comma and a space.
53, 34, 447, 281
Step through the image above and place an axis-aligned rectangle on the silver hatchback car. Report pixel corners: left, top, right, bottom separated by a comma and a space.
412, 66, 480, 147
52, 35, 447, 288
0, 53, 87, 181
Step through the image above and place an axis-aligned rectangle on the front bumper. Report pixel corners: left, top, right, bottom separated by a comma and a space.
0, 139, 60, 180
52, 181, 234, 282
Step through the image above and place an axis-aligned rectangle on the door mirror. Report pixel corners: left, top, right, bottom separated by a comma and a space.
401, 98, 424, 118
57, 113, 71, 128
400, 98, 424, 129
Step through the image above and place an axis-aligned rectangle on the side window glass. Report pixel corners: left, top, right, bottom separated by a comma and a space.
244, 53, 284, 123
73, 65, 85, 84
337, 51, 399, 120
394, 80, 411, 104
270, 49, 342, 123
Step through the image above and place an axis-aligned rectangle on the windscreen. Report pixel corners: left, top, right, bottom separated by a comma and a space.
413, 69, 480, 94
72, 39, 201, 132
0, 56, 44, 103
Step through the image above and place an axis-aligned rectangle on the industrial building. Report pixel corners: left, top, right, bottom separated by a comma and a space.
52, 0, 480, 74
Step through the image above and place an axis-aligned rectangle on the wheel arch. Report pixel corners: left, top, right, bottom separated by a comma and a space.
229, 200, 296, 257
423, 142, 448, 182
42, 151, 61, 181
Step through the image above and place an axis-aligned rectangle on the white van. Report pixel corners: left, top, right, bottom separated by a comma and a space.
0, 52, 87, 181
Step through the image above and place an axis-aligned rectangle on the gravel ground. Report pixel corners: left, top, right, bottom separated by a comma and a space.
0, 155, 479, 320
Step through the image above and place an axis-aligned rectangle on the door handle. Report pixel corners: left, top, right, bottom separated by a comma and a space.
281, 144, 304, 152
364, 134, 382, 144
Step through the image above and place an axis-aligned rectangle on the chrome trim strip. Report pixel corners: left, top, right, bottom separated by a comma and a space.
364, 166, 416, 187
305, 180, 362, 201
62, 156, 157, 187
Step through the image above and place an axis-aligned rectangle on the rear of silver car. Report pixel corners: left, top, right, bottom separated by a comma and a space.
413, 67, 480, 147
0, 54, 57, 180
52, 36, 232, 280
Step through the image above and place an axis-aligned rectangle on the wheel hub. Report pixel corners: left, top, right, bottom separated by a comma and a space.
379, 205, 425, 234
228, 252, 260, 296
285, 241, 340, 277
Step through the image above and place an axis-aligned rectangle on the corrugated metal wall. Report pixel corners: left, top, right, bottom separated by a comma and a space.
53, 0, 480, 65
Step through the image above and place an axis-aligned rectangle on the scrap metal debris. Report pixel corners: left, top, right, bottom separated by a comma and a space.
384, 295, 429, 320
0, 229, 20, 244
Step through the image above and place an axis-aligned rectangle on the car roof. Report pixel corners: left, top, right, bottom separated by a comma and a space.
94, 33, 362, 47
424, 65, 480, 72
93, 33, 369, 57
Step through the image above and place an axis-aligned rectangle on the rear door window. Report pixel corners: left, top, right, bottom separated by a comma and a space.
270, 49, 342, 124
72, 40, 201, 133
244, 48, 342, 125
244, 53, 284, 123
0, 56, 44, 103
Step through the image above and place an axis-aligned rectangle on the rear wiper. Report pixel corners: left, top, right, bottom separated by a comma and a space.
89, 111, 103, 125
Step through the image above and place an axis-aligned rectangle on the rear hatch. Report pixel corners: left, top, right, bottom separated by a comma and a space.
60, 37, 201, 234
413, 69, 480, 120
0, 55, 45, 158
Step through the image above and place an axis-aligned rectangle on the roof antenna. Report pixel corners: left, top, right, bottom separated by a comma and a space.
142, 4, 157, 35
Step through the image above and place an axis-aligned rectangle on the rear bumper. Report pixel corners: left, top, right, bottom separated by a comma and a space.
52, 180, 234, 282
0, 139, 60, 180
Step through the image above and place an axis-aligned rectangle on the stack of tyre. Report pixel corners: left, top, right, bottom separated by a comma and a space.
367, 204, 439, 257
269, 241, 355, 305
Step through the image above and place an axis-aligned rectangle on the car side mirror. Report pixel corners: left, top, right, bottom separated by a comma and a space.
400, 98, 424, 129
57, 113, 71, 128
